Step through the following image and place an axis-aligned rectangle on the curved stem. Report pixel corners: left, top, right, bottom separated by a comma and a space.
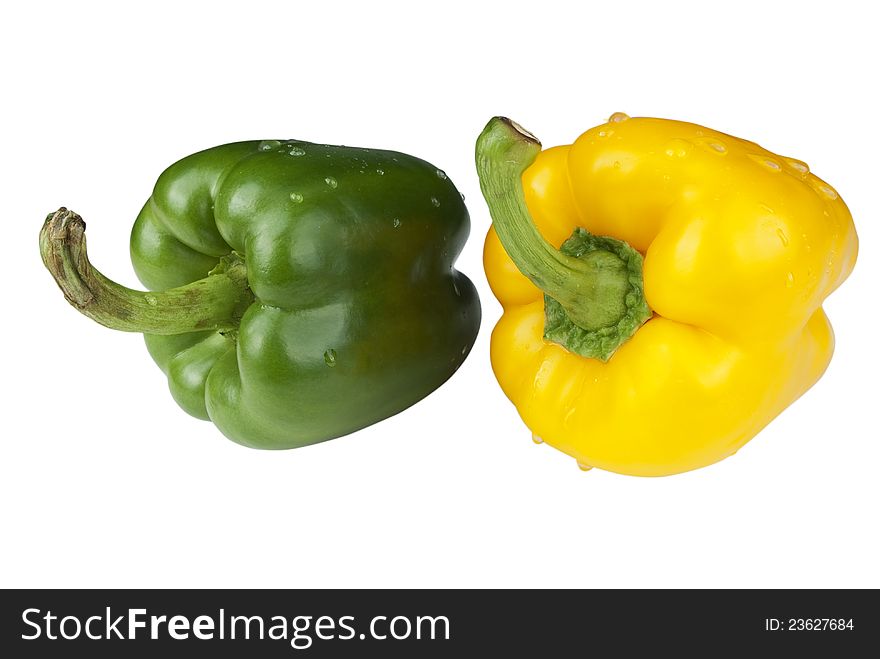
476, 117, 651, 359
40, 208, 254, 335
477, 119, 592, 314
477, 117, 637, 330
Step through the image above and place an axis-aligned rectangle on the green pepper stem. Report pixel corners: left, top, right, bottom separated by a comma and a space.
475, 117, 650, 335
40, 208, 254, 335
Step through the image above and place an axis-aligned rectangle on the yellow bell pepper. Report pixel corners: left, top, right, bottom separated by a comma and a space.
476, 115, 858, 477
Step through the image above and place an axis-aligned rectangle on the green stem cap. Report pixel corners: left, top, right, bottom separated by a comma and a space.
475, 117, 651, 361
39, 207, 253, 335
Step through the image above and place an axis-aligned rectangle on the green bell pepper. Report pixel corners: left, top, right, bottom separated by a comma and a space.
40, 139, 480, 448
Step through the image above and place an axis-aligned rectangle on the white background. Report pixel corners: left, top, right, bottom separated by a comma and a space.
2, 0, 877, 588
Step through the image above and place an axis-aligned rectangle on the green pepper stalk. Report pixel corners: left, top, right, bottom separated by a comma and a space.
40, 208, 254, 335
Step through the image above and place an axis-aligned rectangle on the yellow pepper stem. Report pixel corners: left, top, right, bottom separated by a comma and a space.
475, 117, 651, 360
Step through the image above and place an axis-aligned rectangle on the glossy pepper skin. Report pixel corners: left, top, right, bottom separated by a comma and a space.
478, 115, 857, 477
41, 139, 480, 449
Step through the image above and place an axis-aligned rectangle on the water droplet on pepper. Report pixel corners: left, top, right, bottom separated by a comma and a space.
664, 138, 691, 157
818, 184, 838, 200
749, 154, 782, 171
786, 159, 810, 176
